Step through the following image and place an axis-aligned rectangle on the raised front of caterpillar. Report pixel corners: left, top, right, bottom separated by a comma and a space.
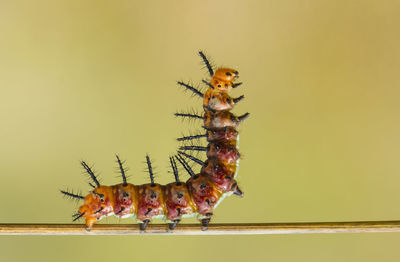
61, 52, 249, 231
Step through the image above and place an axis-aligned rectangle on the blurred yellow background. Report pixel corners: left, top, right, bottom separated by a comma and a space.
1, 0, 400, 261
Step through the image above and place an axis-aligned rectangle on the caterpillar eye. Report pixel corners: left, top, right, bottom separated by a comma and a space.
226, 72, 232, 76
93, 192, 105, 202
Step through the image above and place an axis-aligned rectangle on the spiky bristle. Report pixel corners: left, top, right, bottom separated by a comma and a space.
81, 161, 100, 188
198, 51, 214, 77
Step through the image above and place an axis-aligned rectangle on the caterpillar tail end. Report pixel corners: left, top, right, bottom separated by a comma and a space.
232, 184, 244, 198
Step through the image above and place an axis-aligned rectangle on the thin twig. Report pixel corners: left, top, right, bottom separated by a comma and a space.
1, 221, 400, 235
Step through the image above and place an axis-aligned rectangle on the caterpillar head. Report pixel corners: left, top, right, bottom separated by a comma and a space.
77, 186, 116, 230
209, 68, 239, 91
214, 68, 239, 83
77, 193, 102, 231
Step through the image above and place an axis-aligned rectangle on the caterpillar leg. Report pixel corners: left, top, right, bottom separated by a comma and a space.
201, 213, 213, 231
85, 218, 97, 232
168, 219, 180, 231
140, 219, 150, 231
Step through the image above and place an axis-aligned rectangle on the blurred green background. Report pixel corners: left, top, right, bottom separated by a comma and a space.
1, 0, 400, 261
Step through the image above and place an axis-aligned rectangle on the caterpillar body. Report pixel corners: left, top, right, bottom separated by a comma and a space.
61, 52, 249, 231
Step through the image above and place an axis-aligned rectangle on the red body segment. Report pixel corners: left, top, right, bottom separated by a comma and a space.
207, 142, 240, 165
136, 184, 165, 221
204, 111, 240, 129
165, 182, 196, 221
186, 174, 221, 216
201, 160, 237, 193
206, 127, 238, 143
112, 184, 137, 217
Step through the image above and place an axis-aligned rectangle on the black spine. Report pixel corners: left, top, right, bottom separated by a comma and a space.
116, 155, 128, 186
179, 145, 207, 151
202, 80, 214, 89
233, 95, 244, 104
169, 156, 180, 182
60, 189, 84, 200
177, 81, 204, 98
72, 212, 85, 221
232, 82, 243, 88
174, 112, 204, 120
146, 155, 155, 186
175, 154, 195, 177
238, 112, 250, 122
81, 161, 100, 188
178, 151, 205, 166
198, 51, 214, 77
177, 133, 207, 141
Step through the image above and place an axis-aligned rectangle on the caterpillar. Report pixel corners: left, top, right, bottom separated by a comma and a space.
61, 52, 249, 231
